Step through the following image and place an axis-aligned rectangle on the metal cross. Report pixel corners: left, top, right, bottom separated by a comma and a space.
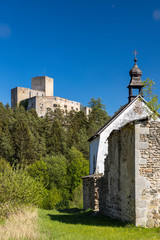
133, 50, 138, 58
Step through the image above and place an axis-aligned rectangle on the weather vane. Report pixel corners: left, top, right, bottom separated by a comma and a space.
133, 50, 138, 58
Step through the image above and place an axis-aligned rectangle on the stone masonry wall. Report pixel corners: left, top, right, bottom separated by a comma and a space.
99, 123, 135, 222
98, 119, 160, 227
83, 174, 102, 211
135, 120, 160, 227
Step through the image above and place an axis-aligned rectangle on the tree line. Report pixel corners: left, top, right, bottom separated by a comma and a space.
0, 98, 110, 210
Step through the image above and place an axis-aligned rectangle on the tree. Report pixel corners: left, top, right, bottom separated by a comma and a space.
27, 160, 50, 188
88, 98, 110, 136
143, 78, 160, 119
43, 155, 68, 190
88, 97, 106, 110
66, 111, 89, 158
46, 120, 66, 155
67, 147, 89, 198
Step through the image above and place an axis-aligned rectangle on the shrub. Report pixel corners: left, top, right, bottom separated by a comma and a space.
0, 158, 11, 173
43, 154, 68, 190
42, 187, 62, 210
69, 183, 83, 209
0, 167, 45, 218
27, 160, 50, 188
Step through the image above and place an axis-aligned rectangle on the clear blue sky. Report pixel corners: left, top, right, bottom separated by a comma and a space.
1, 0, 160, 116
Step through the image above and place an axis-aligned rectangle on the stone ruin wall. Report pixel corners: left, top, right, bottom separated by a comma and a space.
98, 119, 160, 227
83, 174, 102, 211
98, 123, 135, 223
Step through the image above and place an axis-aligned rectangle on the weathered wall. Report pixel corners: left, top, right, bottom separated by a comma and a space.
11, 87, 45, 108
135, 120, 160, 227
83, 107, 92, 116
83, 174, 102, 211
99, 123, 135, 223
31, 76, 54, 96
98, 119, 160, 227
11, 87, 18, 108
21, 96, 81, 117
45, 76, 54, 96
89, 98, 152, 175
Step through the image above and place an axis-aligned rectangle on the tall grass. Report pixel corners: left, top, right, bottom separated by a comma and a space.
0, 207, 39, 240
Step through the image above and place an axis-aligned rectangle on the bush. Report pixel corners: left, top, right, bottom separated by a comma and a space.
43, 154, 68, 190
0, 167, 45, 218
27, 160, 50, 188
42, 187, 62, 210
69, 183, 83, 209
0, 158, 11, 173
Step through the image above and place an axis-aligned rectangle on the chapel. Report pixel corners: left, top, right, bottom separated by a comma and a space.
83, 57, 160, 227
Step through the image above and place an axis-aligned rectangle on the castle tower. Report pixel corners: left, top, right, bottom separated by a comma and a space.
31, 76, 54, 96
128, 58, 144, 102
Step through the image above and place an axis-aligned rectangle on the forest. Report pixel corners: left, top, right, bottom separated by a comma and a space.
0, 97, 110, 216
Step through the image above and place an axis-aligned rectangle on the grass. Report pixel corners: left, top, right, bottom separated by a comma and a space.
0, 207, 39, 240
38, 208, 160, 240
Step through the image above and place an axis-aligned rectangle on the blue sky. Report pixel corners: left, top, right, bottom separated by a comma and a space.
1, 0, 160, 116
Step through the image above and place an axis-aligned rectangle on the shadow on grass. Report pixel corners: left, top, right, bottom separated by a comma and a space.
48, 209, 128, 227
58, 208, 83, 214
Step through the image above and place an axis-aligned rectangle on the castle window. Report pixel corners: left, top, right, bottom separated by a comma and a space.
64, 105, 67, 108
53, 104, 57, 107
71, 107, 74, 110
76, 108, 78, 111
42, 94, 43, 96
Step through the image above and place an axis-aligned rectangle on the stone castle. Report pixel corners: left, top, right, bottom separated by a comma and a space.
11, 76, 91, 117
83, 58, 160, 227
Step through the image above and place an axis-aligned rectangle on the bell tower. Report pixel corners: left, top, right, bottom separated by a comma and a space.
128, 57, 144, 102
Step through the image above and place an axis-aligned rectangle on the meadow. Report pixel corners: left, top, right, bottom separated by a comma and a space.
38, 208, 160, 240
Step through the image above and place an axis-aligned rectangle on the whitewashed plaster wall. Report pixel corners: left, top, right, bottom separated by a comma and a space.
89, 98, 153, 175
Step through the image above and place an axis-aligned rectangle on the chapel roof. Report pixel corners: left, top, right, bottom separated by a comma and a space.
88, 95, 147, 142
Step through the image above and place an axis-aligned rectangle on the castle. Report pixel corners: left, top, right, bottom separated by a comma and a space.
83, 58, 160, 227
11, 76, 91, 117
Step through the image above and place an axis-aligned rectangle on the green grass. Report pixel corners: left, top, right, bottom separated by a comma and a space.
38, 208, 160, 240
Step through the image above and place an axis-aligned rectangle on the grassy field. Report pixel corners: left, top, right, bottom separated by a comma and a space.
38, 208, 160, 240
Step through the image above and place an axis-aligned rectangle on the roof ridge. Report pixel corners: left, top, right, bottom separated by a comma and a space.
88, 95, 146, 142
